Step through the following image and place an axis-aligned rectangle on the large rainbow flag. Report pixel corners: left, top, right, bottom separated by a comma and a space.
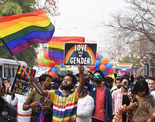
0, 9, 55, 55
48, 36, 85, 64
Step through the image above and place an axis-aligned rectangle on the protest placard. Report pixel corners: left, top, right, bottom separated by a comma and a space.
11, 65, 36, 95
64, 43, 97, 65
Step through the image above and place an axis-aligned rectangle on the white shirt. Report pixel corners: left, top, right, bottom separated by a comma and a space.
13, 94, 32, 114
151, 91, 155, 101
76, 95, 94, 122
12, 94, 32, 122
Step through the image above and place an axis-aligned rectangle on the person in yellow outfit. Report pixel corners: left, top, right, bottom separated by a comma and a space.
31, 65, 85, 122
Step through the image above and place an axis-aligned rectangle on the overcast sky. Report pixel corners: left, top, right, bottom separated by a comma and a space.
51, 0, 125, 55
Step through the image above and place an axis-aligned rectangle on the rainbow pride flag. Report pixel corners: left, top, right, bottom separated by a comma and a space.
115, 63, 133, 71
37, 103, 45, 122
0, 9, 55, 55
48, 36, 85, 64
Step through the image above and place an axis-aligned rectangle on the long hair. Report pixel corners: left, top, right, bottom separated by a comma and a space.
132, 78, 149, 95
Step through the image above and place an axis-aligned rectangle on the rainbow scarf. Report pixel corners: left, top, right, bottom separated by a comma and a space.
48, 36, 85, 64
38, 103, 45, 122
0, 9, 55, 55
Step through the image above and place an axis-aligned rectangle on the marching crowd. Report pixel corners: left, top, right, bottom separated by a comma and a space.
0, 65, 155, 122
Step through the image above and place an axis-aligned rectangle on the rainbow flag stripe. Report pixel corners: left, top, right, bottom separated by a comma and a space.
0, 9, 55, 55
116, 63, 133, 70
48, 36, 85, 64
50, 90, 78, 122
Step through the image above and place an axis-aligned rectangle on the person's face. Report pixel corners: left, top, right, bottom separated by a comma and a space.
88, 72, 92, 79
116, 79, 121, 88
42, 77, 52, 89
121, 79, 129, 89
62, 76, 73, 86
3, 80, 9, 87
60, 76, 73, 90
148, 79, 155, 91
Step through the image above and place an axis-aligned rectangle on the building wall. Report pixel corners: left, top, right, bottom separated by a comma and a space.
141, 39, 155, 76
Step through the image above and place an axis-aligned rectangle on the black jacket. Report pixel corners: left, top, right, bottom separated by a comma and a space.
0, 97, 17, 122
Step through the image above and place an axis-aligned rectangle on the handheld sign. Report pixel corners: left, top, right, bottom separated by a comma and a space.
64, 43, 97, 65
11, 65, 36, 95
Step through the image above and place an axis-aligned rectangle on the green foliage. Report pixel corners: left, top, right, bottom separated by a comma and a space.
0, 0, 38, 66
0, 1, 22, 16
16, 0, 36, 13
0, 44, 12, 59
0, 0, 36, 16
0, 43, 38, 66
15, 46, 38, 66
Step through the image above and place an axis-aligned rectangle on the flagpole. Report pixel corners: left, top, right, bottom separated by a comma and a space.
10, 55, 21, 93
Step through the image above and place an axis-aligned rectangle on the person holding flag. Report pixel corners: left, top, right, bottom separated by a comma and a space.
23, 74, 53, 122
29, 65, 85, 122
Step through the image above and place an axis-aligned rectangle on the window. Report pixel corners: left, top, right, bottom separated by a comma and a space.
0, 66, 2, 78
4, 64, 10, 78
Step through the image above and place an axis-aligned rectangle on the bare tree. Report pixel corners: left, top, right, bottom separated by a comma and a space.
108, 0, 155, 44
108, 37, 130, 62
36, 0, 60, 16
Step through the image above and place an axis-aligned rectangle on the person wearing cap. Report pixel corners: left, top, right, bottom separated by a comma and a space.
89, 71, 112, 122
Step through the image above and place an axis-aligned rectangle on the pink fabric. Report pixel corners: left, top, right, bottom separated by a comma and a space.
112, 88, 123, 115
93, 87, 106, 121
120, 72, 126, 77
